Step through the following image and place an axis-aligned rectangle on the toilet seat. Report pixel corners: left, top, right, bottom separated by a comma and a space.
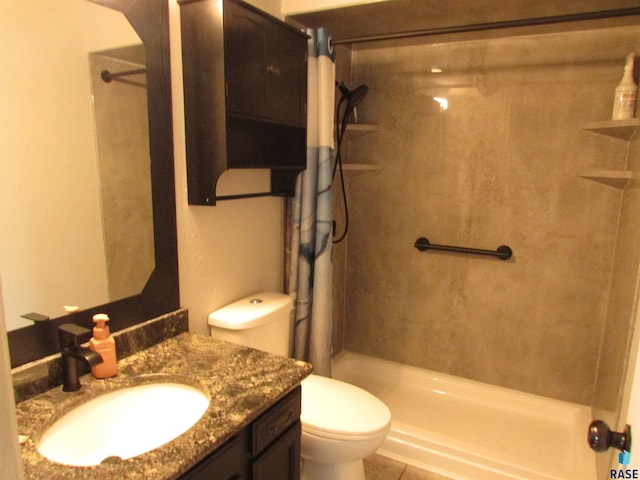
300, 375, 391, 441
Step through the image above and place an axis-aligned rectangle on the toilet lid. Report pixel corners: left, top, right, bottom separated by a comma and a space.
300, 375, 391, 439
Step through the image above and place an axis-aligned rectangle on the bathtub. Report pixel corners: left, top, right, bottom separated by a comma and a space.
332, 350, 596, 480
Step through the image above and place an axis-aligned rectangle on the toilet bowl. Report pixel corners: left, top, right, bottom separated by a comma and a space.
208, 292, 391, 480
300, 375, 390, 480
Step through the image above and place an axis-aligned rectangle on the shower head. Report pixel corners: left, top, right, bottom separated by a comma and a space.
337, 81, 368, 108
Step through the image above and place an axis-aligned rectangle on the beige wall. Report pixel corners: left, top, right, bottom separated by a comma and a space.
334, 25, 640, 405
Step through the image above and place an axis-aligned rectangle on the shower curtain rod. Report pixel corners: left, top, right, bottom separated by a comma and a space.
331, 6, 640, 45
101, 68, 147, 83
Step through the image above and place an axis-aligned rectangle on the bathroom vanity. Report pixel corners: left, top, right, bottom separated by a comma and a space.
14, 326, 312, 480
181, 387, 302, 480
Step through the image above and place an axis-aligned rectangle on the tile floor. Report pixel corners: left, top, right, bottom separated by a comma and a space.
363, 454, 454, 480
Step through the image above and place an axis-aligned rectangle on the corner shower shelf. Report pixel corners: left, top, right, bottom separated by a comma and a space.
338, 123, 382, 176
579, 119, 639, 189
580, 119, 639, 140
342, 163, 381, 176
578, 170, 633, 189
343, 123, 382, 140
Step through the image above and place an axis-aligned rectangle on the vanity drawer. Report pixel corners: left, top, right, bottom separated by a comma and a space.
253, 421, 301, 480
252, 386, 301, 455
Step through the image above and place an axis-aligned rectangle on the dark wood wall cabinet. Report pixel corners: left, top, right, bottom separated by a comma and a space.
180, 387, 302, 480
179, 0, 308, 205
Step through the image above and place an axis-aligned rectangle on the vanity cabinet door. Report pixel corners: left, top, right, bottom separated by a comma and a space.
178, 387, 302, 480
252, 422, 301, 480
264, 22, 306, 127
252, 386, 301, 455
224, 0, 306, 127
179, 433, 249, 480
224, 0, 268, 120
251, 387, 301, 480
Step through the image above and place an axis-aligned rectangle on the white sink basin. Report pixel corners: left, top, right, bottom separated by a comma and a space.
37, 376, 210, 466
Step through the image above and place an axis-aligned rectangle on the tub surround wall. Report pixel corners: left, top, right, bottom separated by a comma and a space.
338, 25, 640, 405
594, 132, 640, 423
594, 150, 640, 411
591, 130, 640, 477
331, 44, 354, 356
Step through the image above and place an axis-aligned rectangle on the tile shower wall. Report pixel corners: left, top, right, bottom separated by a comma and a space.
337, 25, 640, 405
593, 168, 640, 480
592, 124, 640, 480
332, 45, 354, 355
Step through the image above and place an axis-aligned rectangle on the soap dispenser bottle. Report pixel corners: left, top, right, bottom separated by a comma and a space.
89, 313, 117, 378
612, 52, 638, 120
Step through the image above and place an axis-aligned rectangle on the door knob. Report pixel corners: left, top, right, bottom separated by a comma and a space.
588, 420, 632, 452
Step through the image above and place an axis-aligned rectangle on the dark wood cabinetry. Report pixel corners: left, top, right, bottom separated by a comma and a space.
253, 422, 300, 480
180, 387, 302, 480
179, 0, 307, 205
224, 0, 306, 126
180, 433, 248, 480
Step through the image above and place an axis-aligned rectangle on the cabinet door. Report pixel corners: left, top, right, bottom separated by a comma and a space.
179, 434, 249, 480
265, 22, 307, 127
252, 422, 301, 480
224, 0, 268, 119
224, 0, 306, 127
252, 386, 301, 455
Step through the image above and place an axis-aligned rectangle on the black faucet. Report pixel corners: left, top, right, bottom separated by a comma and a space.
58, 323, 103, 392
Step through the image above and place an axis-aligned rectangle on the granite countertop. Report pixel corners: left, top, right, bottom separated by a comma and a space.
15, 332, 312, 480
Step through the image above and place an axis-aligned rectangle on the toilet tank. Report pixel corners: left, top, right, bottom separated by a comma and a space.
208, 292, 293, 356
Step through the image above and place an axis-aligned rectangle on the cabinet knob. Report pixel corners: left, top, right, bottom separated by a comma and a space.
267, 408, 294, 435
266, 64, 281, 76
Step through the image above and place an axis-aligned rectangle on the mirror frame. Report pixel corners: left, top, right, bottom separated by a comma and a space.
7, 0, 178, 368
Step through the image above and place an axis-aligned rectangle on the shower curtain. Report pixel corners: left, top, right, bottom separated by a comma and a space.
288, 28, 335, 377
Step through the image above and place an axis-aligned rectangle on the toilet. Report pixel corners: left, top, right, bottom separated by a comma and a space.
208, 292, 391, 480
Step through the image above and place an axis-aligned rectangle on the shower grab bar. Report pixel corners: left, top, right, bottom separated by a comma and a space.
414, 237, 513, 260
101, 68, 146, 83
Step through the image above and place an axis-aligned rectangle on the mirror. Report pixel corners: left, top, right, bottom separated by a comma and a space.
90, 44, 155, 304
3, 0, 178, 367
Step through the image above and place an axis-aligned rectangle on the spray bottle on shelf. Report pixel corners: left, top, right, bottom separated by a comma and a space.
612, 52, 637, 120
89, 313, 117, 378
